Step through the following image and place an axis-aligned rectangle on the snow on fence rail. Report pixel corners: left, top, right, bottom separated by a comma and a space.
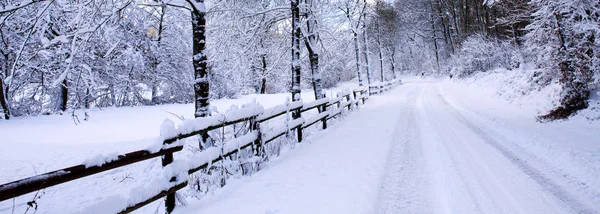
0, 80, 401, 213
369, 79, 401, 95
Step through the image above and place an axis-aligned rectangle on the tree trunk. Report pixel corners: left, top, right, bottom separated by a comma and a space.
151, 5, 166, 105
85, 87, 91, 109
260, 54, 267, 94
0, 77, 9, 120
347, 5, 364, 87
0, 52, 10, 119
191, 2, 210, 119
464, 0, 469, 36
191, 1, 212, 153
436, 0, 453, 56
389, 47, 397, 79
291, 0, 303, 142
363, 24, 372, 85
353, 31, 364, 87
430, 2, 441, 70
451, 0, 462, 40
376, 21, 384, 82
59, 78, 68, 112
291, 0, 302, 102
304, 0, 323, 101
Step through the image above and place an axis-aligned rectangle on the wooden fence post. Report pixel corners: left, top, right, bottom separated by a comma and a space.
360, 90, 366, 104
346, 95, 351, 110
294, 105, 302, 143
352, 91, 359, 108
251, 117, 264, 159
161, 146, 176, 213
322, 103, 328, 130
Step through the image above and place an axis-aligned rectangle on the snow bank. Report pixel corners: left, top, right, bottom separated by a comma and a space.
454, 67, 562, 117
451, 66, 600, 121
82, 173, 187, 214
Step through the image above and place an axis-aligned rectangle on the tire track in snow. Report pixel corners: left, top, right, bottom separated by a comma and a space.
438, 83, 600, 207
433, 86, 597, 214
417, 85, 487, 213
376, 85, 431, 214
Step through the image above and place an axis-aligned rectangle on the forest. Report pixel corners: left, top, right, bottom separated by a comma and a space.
0, 0, 598, 121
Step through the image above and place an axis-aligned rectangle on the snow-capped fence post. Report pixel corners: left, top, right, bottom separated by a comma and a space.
346, 94, 352, 111
250, 116, 264, 159
322, 95, 328, 130
296, 116, 303, 142
161, 143, 176, 213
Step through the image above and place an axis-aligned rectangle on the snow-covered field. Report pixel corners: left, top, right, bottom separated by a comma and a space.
0, 81, 361, 213
1, 77, 599, 214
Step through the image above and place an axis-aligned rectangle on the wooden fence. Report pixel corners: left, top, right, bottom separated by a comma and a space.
0, 79, 401, 213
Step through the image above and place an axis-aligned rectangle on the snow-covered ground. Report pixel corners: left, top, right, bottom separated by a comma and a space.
0, 81, 362, 214
1, 77, 599, 214
458, 67, 600, 121
173, 84, 407, 214
173, 78, 600, 214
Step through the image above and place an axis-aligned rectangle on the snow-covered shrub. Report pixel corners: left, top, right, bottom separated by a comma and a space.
449, 35, 523, 78
525, 0, 600, 121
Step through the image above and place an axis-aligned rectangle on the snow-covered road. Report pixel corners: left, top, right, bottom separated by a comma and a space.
2, 78, 599, 214
377, 80, 600, 214
175, 79, 600, 214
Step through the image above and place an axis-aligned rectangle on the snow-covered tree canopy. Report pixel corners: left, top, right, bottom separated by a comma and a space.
0, 0, 598, 121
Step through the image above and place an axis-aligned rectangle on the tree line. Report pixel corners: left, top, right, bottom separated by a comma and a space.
394, 0, 598, 120
0, 0, 403, 120
0, 0, 598, 121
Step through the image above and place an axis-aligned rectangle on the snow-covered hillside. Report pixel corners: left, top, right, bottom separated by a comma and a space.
454, 67, 600, 122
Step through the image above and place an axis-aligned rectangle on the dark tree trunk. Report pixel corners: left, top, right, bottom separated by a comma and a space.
346, 4, 364, 87
389, 47, 397, 79
363, 23, 372, 85
190, 0, 212, 153
0, 78, 9, 120
451, 0, 462, 40
85, 87, 91, 109
291, 0, 302, 102
430, 2, 441, 70
304, 0, 323, 101
291, 0, 303, 142
376, 21, 385, 82
59, 78, 68, 112
464, 0, 470, 36
0, 52, 10, 119
260, 54, 267, 94
191, 2, 210, 119
353, 31, 364, 86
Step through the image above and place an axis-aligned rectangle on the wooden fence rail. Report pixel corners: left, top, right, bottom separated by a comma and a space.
0, 79, 401, 213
